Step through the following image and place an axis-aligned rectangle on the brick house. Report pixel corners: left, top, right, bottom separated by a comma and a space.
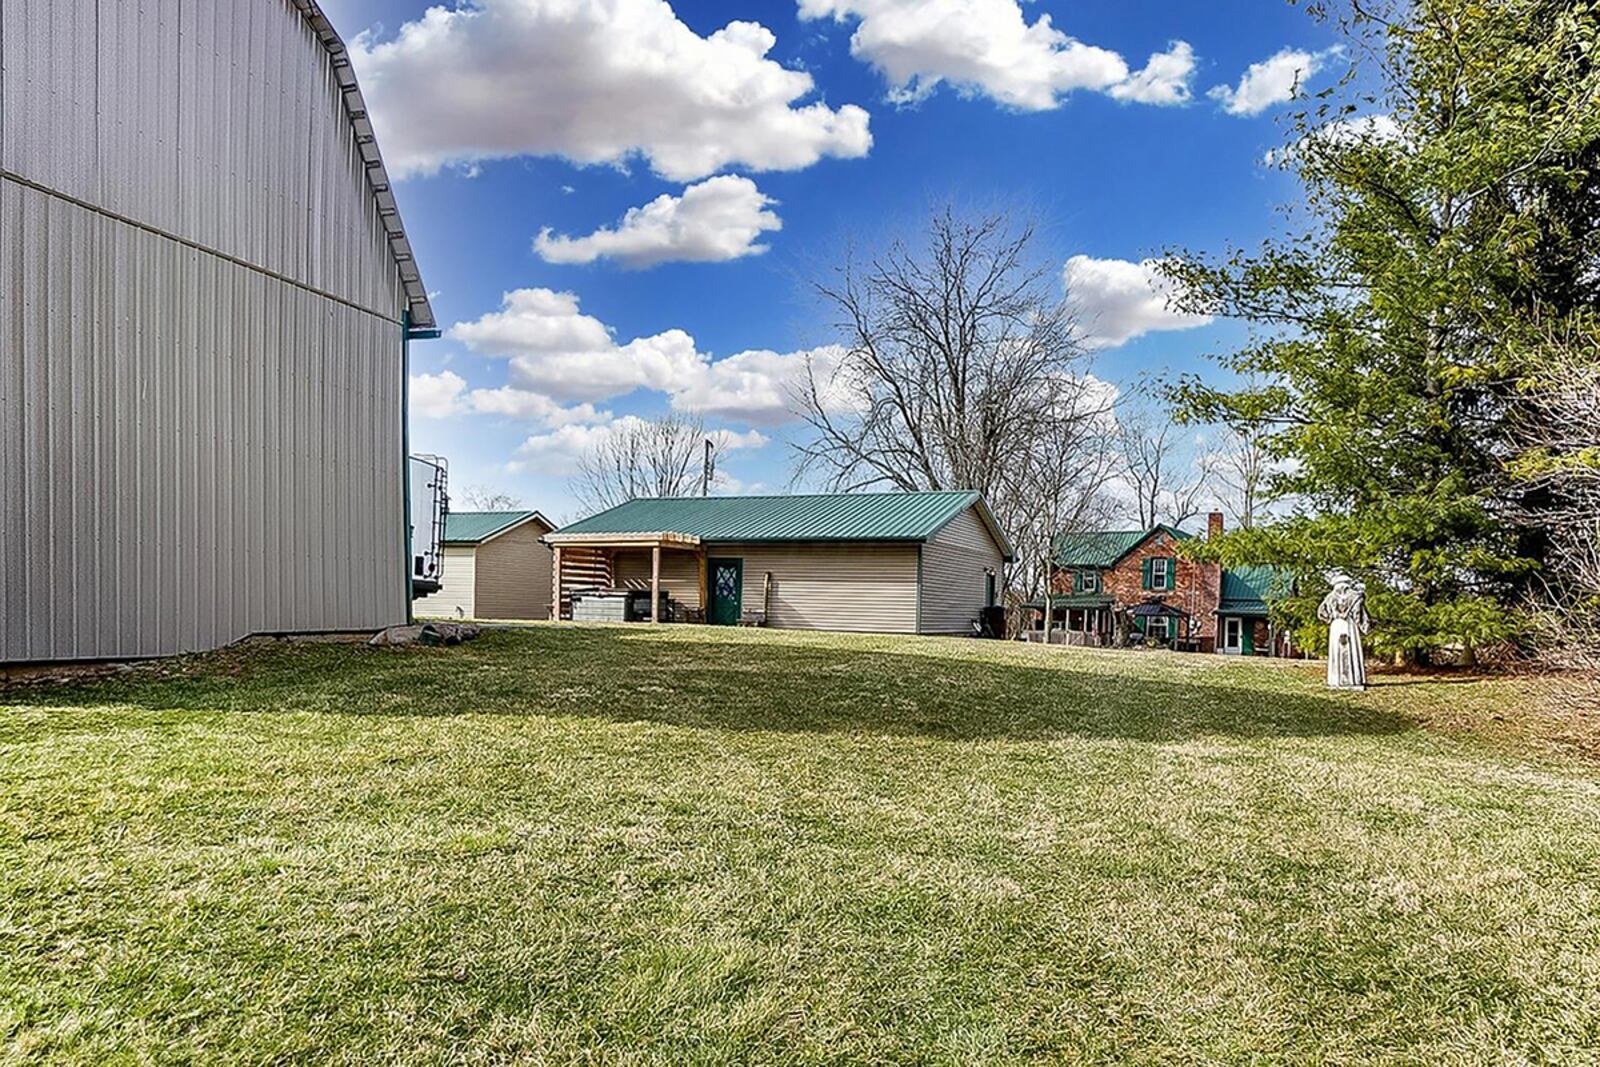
1033, 513, 1292, 655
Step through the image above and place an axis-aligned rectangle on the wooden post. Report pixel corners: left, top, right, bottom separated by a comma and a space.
697, 551, 709, 621
650, 544, 662, 623
551, 545, 562, 621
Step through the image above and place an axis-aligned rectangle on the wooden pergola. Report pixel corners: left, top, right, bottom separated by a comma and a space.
543, 530, 705, 624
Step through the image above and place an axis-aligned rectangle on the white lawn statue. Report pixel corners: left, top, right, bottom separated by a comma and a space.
1317, 575, 1370, 690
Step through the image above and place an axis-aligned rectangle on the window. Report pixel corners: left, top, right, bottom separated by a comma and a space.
1147, 615, 1171, 640
1151, 557, 1171, 591
1079, 570, 1098, 593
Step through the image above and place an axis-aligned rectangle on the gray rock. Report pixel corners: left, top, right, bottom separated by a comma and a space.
369, 624, 425, 646
369, 622, 482, 647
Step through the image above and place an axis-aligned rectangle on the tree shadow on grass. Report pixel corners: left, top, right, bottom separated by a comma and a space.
8, 627, 1416, 745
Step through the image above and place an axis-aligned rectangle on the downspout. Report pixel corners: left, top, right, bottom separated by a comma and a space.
402, 309, 442, 624
915, 544, 923, 634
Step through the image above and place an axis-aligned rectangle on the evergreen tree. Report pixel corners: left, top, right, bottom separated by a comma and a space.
1165, 0, 1600, 663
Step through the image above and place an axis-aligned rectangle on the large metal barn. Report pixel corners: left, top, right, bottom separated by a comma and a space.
0, 0, 437, 663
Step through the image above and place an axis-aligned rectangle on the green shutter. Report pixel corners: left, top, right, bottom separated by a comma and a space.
1166, 556, 1177, 590
1141, 558, 1152, 590
1075, 571, 1086, 593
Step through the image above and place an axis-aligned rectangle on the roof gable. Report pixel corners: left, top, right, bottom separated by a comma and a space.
444, 510, 550, 544
1053, 525, 1192, 568
555, 492, 1002, 548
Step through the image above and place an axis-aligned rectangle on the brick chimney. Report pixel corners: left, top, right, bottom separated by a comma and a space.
1207, 511, 1224, 540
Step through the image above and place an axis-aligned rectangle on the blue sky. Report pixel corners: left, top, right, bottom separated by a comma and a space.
320, 0, 1349, 522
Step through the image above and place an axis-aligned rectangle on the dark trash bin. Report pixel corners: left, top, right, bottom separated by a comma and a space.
979, 605, 1007, 639
625, 590, 671, 622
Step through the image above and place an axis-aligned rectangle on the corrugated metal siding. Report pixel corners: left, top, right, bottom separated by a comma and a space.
918, 506, 1004, 634
473, 520, 553, 620
1, 0, 413, 663
709, 542, 919, 634
1, 180, 406, 661
615, 550, 703, 610
416, 545, 477, 621
1, 0, 405, 320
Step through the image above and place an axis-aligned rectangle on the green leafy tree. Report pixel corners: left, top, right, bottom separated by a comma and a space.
1165, 0, 1600, 663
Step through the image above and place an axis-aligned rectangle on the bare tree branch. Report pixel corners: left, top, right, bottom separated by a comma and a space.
572, 412, 711, 513
1117, 409, 1212, 529
1211, 428, 1272, 529
795, 206, 1114, 594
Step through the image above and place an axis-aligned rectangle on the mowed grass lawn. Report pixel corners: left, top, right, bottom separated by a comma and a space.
4, 626, 1600, 1064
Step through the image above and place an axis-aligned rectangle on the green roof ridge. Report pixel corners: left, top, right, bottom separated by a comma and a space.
443, 510, 542, 544
558, 491, 1006, 553
1052, 524, 1191, 567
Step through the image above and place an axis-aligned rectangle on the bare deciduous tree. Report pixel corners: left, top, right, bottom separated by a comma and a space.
795, 207, 1113, 589
1510, 335, 1600, 677
1008, 387, 1121, 605
1117, 410, 1210, 529
1211, 428, 1271, 530
457, 485, 525, 511
572, 412, 712, 513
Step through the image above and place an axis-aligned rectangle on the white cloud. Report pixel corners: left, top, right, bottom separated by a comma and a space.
350, 0, 872, 181
1264, 113, 1401, 165
449, 288, 708, 403
468, 387, 611, 427
512, 415, 769, 474
797, 0, 1191, 110
535, 175, 782, 268
450, 289, 849, 426
1062, 255, 1213, 349
1208, 47, 1338, 117
669, 344, 853, 426
1321, 113, 1400, 143
1108, 41, 1196, 106
511, 423, 625, 473
410, 368, 612, 426
710, 427, 773, 452
410, 370, 469, 419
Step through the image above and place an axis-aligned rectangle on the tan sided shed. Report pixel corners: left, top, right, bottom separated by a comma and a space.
415, 511, 554, 621
546, 492, 1013, 634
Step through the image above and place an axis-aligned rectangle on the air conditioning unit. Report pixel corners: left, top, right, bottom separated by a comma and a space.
408, 454, 448, 598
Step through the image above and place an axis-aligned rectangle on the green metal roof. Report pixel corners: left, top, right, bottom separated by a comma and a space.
557, 492, 1011, 555
1052, 525, 1191, 567
1216, 565, 1292, 616
444, 510, 545, 544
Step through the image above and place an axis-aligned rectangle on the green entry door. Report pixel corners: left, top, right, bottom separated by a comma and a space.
707, 558, 743, 625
